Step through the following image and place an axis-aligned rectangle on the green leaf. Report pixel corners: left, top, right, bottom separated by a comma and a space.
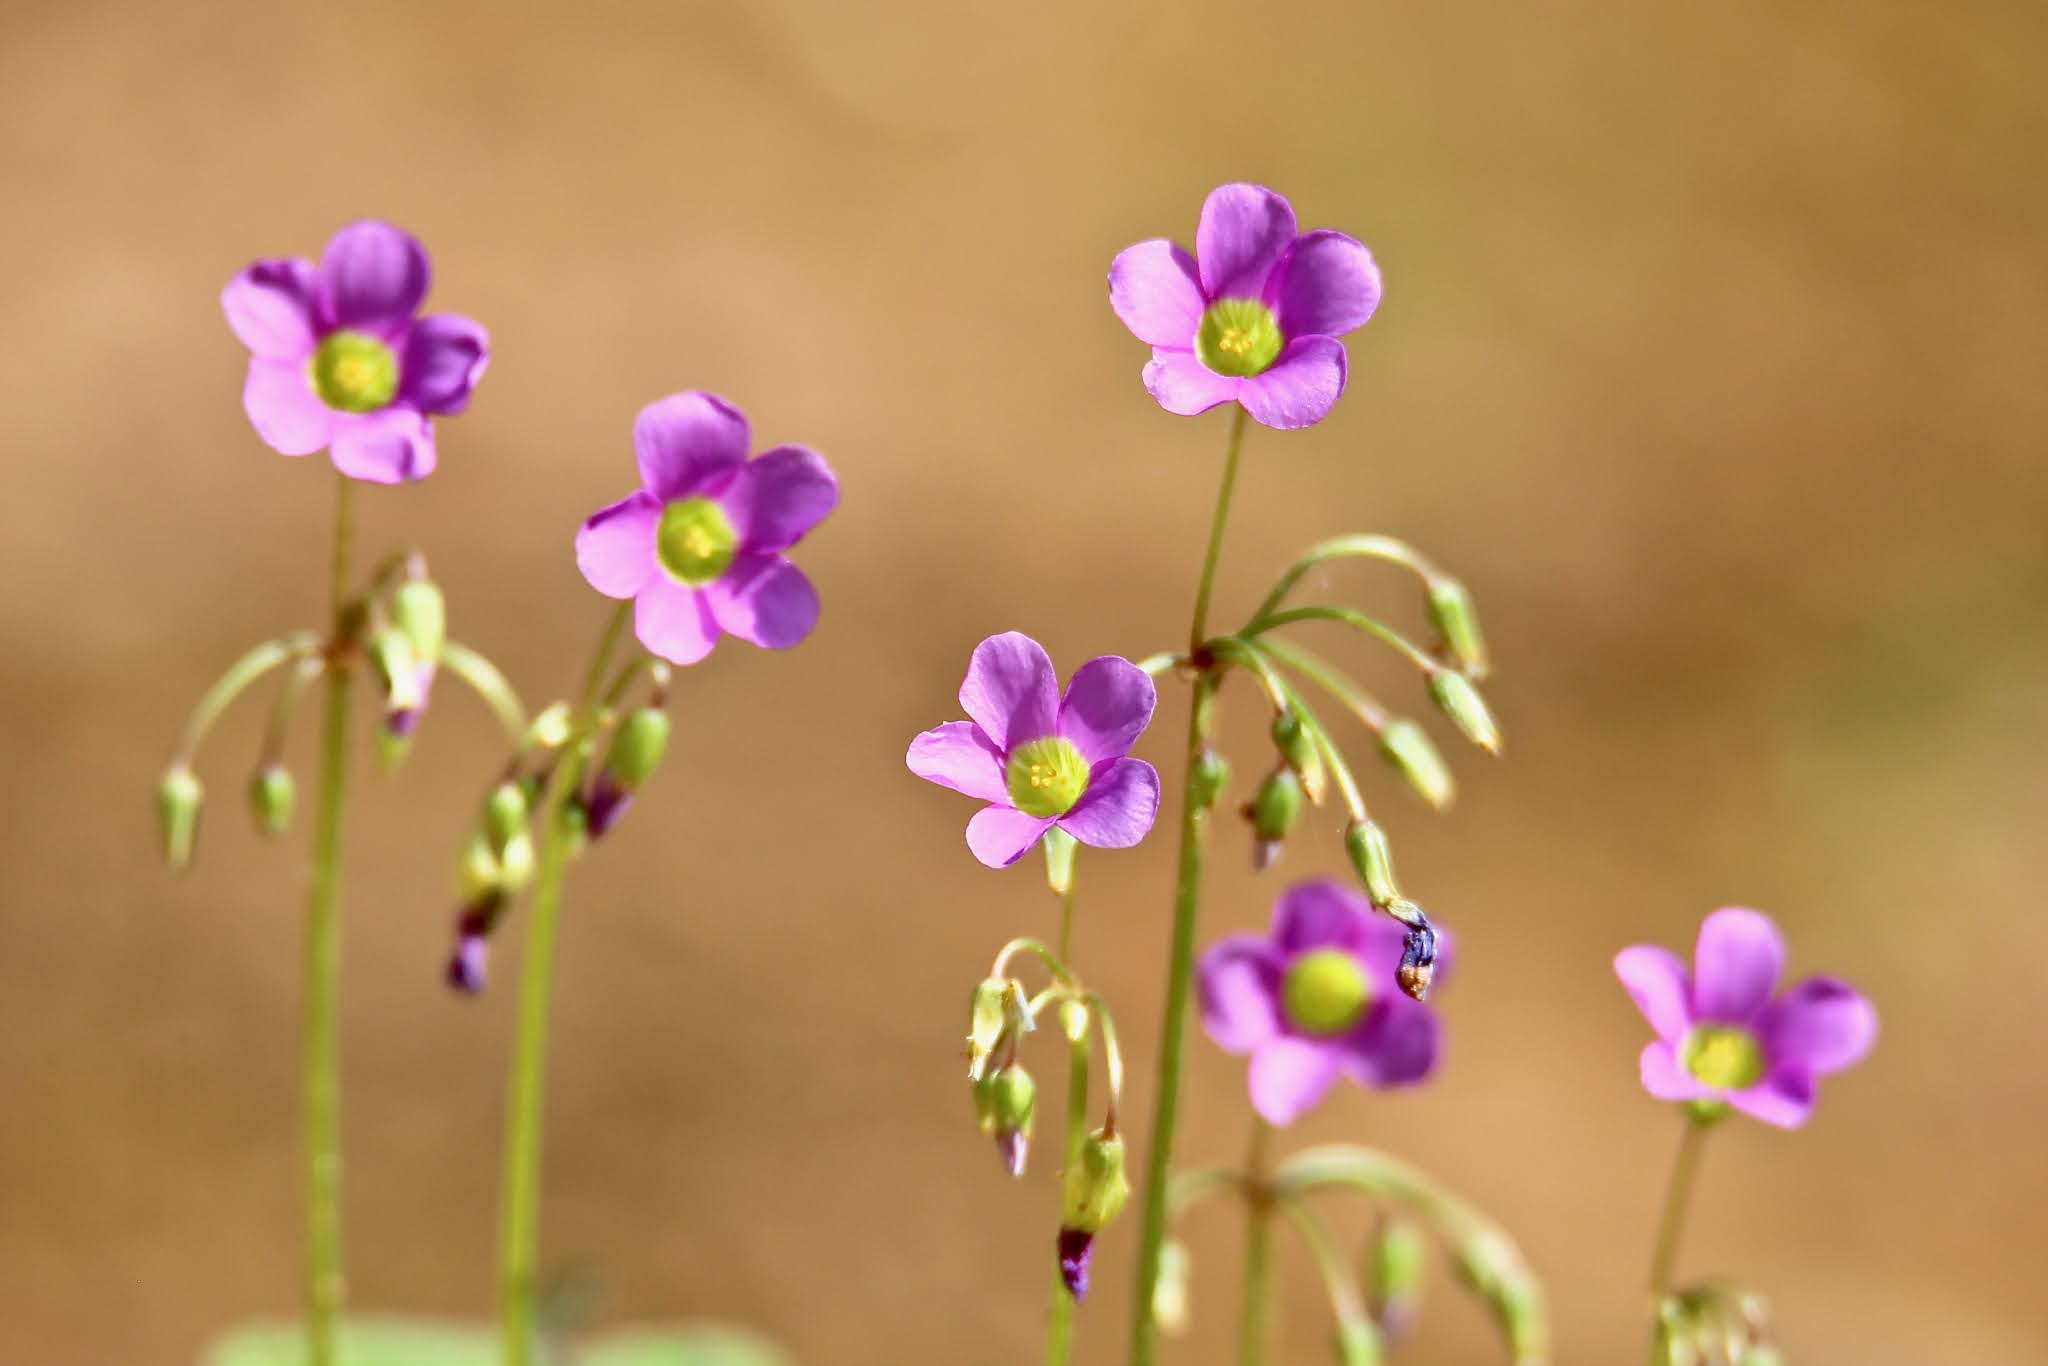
583, 1327, 793, 1366
202, 1319, 496, 1366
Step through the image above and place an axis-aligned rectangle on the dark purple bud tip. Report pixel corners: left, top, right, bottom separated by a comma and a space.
446, 933, 488, 995
1057, 1228, 1094, 1302
385, 706, 423, 738
584, 775, 633, 840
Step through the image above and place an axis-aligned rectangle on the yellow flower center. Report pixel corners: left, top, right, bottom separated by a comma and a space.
309, 329, 400, 412
1681, 1025, 1764, 1091
1006, 737, 1090, 818
655, 496, 739, 586
1282, 948, 1372, 1037
1195, 298, 1283, 378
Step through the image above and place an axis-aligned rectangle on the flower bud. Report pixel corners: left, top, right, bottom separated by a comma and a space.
391, 578, 446, 667
455, 831, 501, 903
1060, 1127, 1130, 1235
1243, 767, 1304, 870
1426, 669, 1500, 755
1426, 579, 1489, 679
988, 1064, 1035, 1176
526, 702, 573, 750
1271, 710, 1326, 805
496, 830, 536, 893
369, 627, 423, 713
483, 781, 529, 855
1152, 1239, 1191, 1336
1190, 748, 1230, 810
608, 708, 672, 790
966, 977, 1012, 1080
155, 764, 204, 870
1058, 1227, 1096, 1303
1335, 1319, 1385, 1366
1343, 820, 1401, 908
444, 898, 501, 995
1366, 1217, 1428, 1341
247, 762, 296, 837
1377, 719, 1454, 811
1058, 997, 1091, 1044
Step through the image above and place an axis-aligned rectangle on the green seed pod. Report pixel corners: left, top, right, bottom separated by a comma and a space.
483, 780, 529, 854
247, 762, 296, 837
1426, 669, 1501, 755
155, 764, 204, 870
1152, 1239, 1192, 1337
606, 707, 671, 791
1377, 718, 1454, 811
1270, 710, 1326, 805
1060, 1127, 1130, 1234
1343, 820, 1401, 908
1190, 748, 1231, 810
1426, 578, 1489, 679
391, 577, 447, 667
1366, 1217, 1428, 1339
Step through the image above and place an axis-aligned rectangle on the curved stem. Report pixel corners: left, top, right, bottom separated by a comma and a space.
1252, 533, 1442, 623
1240, 605, 1438, 675
1188, 408, 1249, 651
1254, 637, 1391, 733
1648, 1112, 1710, 1298
1276, 1195, 1378, 1356
175, 633, 320, 761
499, 603, 632, 1366
439, 640, 529, 744
1236, 1119, 1275, 1366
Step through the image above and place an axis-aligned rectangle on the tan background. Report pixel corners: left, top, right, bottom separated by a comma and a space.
2, 0, 2044, 1361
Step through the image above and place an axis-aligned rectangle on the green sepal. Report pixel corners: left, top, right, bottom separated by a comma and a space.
247, 763, 296, 837
155, 764, 204, 870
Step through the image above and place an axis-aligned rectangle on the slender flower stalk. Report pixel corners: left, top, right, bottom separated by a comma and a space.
1044, 921, 1090, 1365
1235, 1118, 1274, 1366
1648, 1111, 1711, 1299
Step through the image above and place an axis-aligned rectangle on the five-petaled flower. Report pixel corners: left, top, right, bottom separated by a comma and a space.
907, 633, 1161, 869
1109, 183, 1381, 430
222, 220, 488, 484
1615, 907, 1876, 1129
1198, 879, 1448, 1126
575, 391, 840, 666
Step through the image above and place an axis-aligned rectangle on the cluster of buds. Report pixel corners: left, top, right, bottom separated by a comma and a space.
965, 975, 1036, 1172
445, 778, 538, 993
1653, 1285, 1779, 1366
369, 564, 446, 767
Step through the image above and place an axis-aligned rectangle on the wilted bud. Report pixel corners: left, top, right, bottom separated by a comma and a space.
391, 578, 447, 667
966, 977, 1012, 1080
988, 1064, 1035, 1176
247, 762, 296, 837
483, 781, 529, 855
1426, 669, 1500, 755
1395, 913, 1438, 1002
1426, 579, 1489, 679
1377, 719, 1454, 811
1270, 710, 1326, 805
156, 764, 204, 870
1190, 748, 1230, 810
1335, 1318, 1385, 1366
1152, 1239, 1191, 1336
1367, 1217, 1428, 1341
1343, 820, 1401, 908
1243, 767, 1304, 870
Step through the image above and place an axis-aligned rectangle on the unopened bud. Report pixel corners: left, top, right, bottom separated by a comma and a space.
1427, 669, 1500, 755
1190, 748, 1230, 810
391, 578, 446, 667
1058, 997, 1091, 1044
966, 977, 1011, 1080
455, 831, 501, 903
483, 781, 528, 854
606, 707, 670, 790
1058, 1227, 1096, 1303
156, 764, 204, 870
496, 830, 536, 892
1377, 719, 1454, 811
1426, 579, 1489, 679
369, 627, 423, 713
525, 701, 573, 750
247, 763, 296, 837
1061, 1127, 1130, 1235
1244, 768, 1304, 870
1271, 710, 1326, 805
444, 899, 501, 995
1367, 1217, 1428, 1340
988, 1065, 1035, 1176
1152, 1239, 1191, 1335
1335, 1318, 1385, 1366
1343, 820, 1401, 908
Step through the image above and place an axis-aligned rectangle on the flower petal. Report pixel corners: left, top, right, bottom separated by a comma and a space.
1759, 977, 1876, 1076
1340, 997, 1441, 1088
1057, 655, 1157, 764
1266, 229, 1382, 339
400, 313, 489, 415
318, 220, 430, 329
222, 258, 318, 359
1108, 239, 1204, 347
574, 492, 660, 599
1197, 935, 1283, 1055
719, 445, 839, 552
1691, 907, 1785, 1023
1638, 1041, 1712, 1102
634, 391, 750, 500
958, 632, 1059, 753
905, 721, 1007, 803
1056, 757, 1159, 849
328, 407, 435, 484
965, 804, 1054, 869
1237, 336, 1347, 430
1614, 946, 1693, 1041
1727, 1067, 1816, 1129
1272, 879, 1371, 956
633, 577, 720, 666
1247, 1036, 1341, 1127
242, 359, 333, 456
1142, 349, 1240, 416
705, 553, 820, 649
1196, 183, 1297, 299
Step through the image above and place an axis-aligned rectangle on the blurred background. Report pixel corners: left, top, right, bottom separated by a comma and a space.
2, 0, 2044, 1360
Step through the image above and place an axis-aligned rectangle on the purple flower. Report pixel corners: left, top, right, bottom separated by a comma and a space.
906, 633, 1161, 868
1615, 907, 1877, 1129
575, 392, 840, 666
1109, 184, 1381, 430
1197, 879, 1449, 1127
221, 220, 488, 484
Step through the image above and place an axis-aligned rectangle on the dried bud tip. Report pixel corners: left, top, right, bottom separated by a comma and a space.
1057, 1227, 1094, 1302
1397, 923, 1439, 1002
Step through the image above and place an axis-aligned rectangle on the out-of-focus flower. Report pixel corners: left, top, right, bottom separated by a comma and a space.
1615, 907, 1876, 1128
222, 220, 488, 483
1109, 183, 1380, 429
906, 632, 1161, 868
575, 392, 839, 666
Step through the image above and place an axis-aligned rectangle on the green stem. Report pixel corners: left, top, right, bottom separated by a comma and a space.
302, 476, 355, 1366
1045, 1024, 1090, 1366
1648, 1112, 1711, 1299
1133, 409, 1250, 1366
1236, 1120, 1275, 1366
1238, 605, 1438, 674
499, 603, 631, 1366
1276, 1196, 1378, 1359
1251, 533, 1442, 623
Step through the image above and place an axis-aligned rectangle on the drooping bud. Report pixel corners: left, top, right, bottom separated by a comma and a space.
1190, 748, 1230, 810
1426, 669, 1500, 755
247, 762, 296, 837
444, 898, 502, 995
1270, 710, 1326, 805
1152, 1239, 1192, 1336
585, 707, 672, 840
966, 977, 1013, 1080
156, 764, 204, 870
483, 781, 529, 855
455, 831, 501, 903
496, 830, 536, 893
391, 578, 446, 668
987, 1064, 1035, 1176
1343, 820, 1401, 908
368, 627, 423, 713
1426, 579, 1489, 679
1335, 1318, 1385, 1366
1058, 997, 1091, 1044
526, 702, 573, 750
1061, 1127, 1131, 1234
1366, 1217, 1428, 1341
1377, 719, 1454, 811
1243, 767, 1304, 870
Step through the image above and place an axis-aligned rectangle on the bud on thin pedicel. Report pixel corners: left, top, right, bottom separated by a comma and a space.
1271, 710, 1326, 805
988, 1064, 1035, 1176
966, 977, 1011, 1080
1426, 579, 1489, 679
1190, 748, 1230, 810
156, 764, 204, 870
1061, 1128, 1130, 1234
1377, 719, 1454, 810
1343, 820, 1401, 908
483, 781, 528, 854
606, 708, 671, 790
1244, 767, 1304, 870
1427, 669, 1500, 755
247, 763, 296, 837
391, 578, 447, 667
1367, 1217, 1428, 1341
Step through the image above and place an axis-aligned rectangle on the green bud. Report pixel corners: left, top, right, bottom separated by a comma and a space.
1190, 748, 1230, 810
988, 1064, 1036, 1175
155, 764, 204, 870
391, 578, 446, 667
1244, 767, 1304, 870
1152, 1239, 1191, 1336
368, 627, 423, 711
606, 707, 671, 790
1059, 996, 1091, 1044
1367, 1217, 1428, 1337
483, 781, 529, 854
247, 763, 295, 837
1377, 718, 1454, 811
1270, 710, 1326, 805
496, 830, 536, 892
525, 701, 573, 750
1426, 578, 1489, 679
455, 831, 501, 902
971, 1069, 1003, 1134
966, 977, 1011, 1080
1060, 1127, 1130, 1234
1427, 669, 1500, 755
558, 796, 590, 861
1042, 825, 1078, 896
1335, 1318, 1385, 1366
1343, 820, 1401, 908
